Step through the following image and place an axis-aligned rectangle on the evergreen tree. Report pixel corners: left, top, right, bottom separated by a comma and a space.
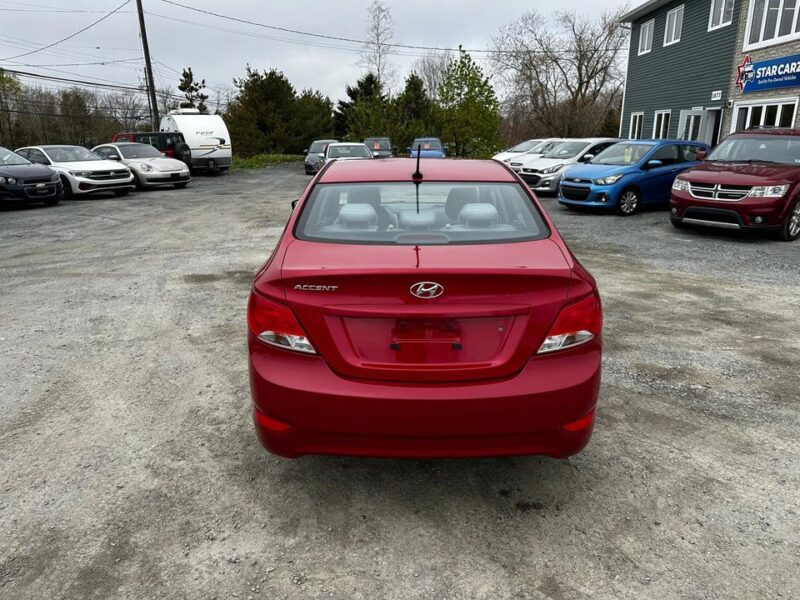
177, 67, 209, 114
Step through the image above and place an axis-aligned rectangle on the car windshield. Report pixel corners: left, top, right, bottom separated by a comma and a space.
328, 145, 372, 159
708, 135, 800, 165
412, 139, 443, 151
508, 139, 541, 153
309, 140, 335, 153
592, 142, 654, 165
542, 141, 588, 159
365, 138, 391, 150
295, 182, 549, 245
45, 146, 101, 162
0, 147, 29, 166
119, 144, 163, 159
529, 140, 558, 154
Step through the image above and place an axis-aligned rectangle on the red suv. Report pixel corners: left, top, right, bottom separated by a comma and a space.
670, 129, 800, 241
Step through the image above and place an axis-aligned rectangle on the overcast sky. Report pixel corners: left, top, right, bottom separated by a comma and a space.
1, 0, 626, 102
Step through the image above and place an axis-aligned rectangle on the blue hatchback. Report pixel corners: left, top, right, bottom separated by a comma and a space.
408, 137, 446, 159
558, 140, 710, 216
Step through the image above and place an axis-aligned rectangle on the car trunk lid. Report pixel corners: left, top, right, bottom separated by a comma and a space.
276, 239, 573, 383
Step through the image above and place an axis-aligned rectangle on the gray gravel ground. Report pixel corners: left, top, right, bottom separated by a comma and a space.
1, 164, 798, 600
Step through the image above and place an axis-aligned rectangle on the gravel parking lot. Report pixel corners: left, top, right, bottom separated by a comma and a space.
1, 164, 798, 600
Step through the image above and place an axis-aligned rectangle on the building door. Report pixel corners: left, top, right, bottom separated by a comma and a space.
678, 110, 706, 142
704, 109, 722, 147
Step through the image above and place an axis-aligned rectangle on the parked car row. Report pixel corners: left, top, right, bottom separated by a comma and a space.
0, 141, 192, 207
496, 129, 800, 241
304, 135, 448, 175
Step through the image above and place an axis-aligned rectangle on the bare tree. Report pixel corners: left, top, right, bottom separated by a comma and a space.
359, 0, 396, 89
492, 9, 629, 137
104, 91, 147, 132
413, 50, 452, 102
155, 86, 178, 117
208, 85, 235, 115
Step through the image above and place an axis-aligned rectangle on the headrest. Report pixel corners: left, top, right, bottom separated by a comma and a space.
348, 186, 381, 206
338, 203, 378, 227
458, 203, 498, 226
445, 188, 479, 220
399, 210, 437, 229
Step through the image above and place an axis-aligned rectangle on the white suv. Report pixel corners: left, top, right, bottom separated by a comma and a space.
506, 138, 563, 171
15, 145, 135, 198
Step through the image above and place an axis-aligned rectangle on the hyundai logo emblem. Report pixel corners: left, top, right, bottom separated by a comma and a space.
410, 281, 444, 299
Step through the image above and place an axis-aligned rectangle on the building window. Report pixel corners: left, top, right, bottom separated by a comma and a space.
745, 0, 800, 50
653, 110, 672, 139
629, 112, 644, 139
709, 0, 735, 30
732, 99, 797, 132
638, 19, 654, 55
664, 5, 684, 46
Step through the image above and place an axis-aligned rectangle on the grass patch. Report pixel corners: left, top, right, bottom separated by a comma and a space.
232, 154, 304, 170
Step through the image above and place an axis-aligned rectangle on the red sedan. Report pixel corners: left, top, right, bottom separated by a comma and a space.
248, 158, 602, 458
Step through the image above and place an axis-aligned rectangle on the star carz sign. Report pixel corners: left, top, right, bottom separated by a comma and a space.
736, 53, 800, 93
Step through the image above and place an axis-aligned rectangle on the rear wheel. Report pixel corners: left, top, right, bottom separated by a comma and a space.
616, 188, 640, 216
113, 189, 131, 197
779, 199, 800, 241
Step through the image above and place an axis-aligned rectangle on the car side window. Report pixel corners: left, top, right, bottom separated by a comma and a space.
681, 145, 705, 162
28, 149, 49, 165
16, 149, 29, 159
588, 142, 614, 156
94, 146, 112, 159
649, 144, 680, 166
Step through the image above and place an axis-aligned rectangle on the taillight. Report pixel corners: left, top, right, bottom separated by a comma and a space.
537, 292, 602, 354
247, 292, 316, 354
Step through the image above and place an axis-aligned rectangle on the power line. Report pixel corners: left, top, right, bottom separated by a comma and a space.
6, 57, 141, 68
0, 0, 132, 61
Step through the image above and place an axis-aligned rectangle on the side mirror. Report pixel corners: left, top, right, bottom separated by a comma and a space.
406, 146, 412, 154
291, 199, 299, 210
696, 149, 707, 161
645, 159, 664, 169
303, 149, 308, 155
580, 154, 595, 163
108, 154, 121, 161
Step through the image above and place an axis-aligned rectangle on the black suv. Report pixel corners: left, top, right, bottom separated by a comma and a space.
111, 132, 191, 166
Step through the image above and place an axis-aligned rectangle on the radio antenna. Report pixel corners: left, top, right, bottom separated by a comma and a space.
412, 144, 423, 214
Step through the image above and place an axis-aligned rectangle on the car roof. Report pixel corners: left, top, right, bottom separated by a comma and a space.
620, 139, 707, 145
412, 136, 441, 140
732, 128, 800, 136
319, 158, 517, 183
328, 142, 367, 146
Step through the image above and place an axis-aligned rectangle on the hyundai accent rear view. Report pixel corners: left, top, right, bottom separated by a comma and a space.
248, 158, 602, 458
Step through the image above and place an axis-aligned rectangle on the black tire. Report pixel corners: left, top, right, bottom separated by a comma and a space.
616, 188, 640, 216
60, 175, 73, 199
113, 189, 131, 197
132, 173, 144, 190
670, 217, 687, 229
174, 142, 192, 167
779, 199, 800, 241
174, 182, 189, 189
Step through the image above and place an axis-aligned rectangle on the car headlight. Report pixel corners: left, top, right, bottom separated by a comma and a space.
139, 164, 153, 172
51, 174, 60, 182
69, 170, 91, 178
0, 176, 6, 184
541, 163, 564, 174
594, 174, 624, 185
672, 178, 691, 193
0, 176, 16, 185
748, 184, 788, 198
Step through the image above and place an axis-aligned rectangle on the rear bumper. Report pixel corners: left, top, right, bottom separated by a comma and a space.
670, 191, 789, 230
191, 156, 232, 170
249, 339, 601, 459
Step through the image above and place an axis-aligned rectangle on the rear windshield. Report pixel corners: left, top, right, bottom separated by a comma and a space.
709, 135, 800, 165
295, 182, 549, 245
412, 139, 443, 150
365, 138, 391, 150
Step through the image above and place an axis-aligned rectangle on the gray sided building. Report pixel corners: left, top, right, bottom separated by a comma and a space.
621, 0, 743, 146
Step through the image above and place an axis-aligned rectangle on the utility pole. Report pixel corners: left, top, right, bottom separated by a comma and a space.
136, 0, 160, 130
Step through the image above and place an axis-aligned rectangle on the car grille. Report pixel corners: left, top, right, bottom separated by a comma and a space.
510, 162, 523, 167
23, 183, 57, 198
88, 170, 130, 181
683, 207, 743, 227
560, 184, 591, 201
22, 176, 53, 185
521, 168, 539, 174
689, 182, 751, 201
